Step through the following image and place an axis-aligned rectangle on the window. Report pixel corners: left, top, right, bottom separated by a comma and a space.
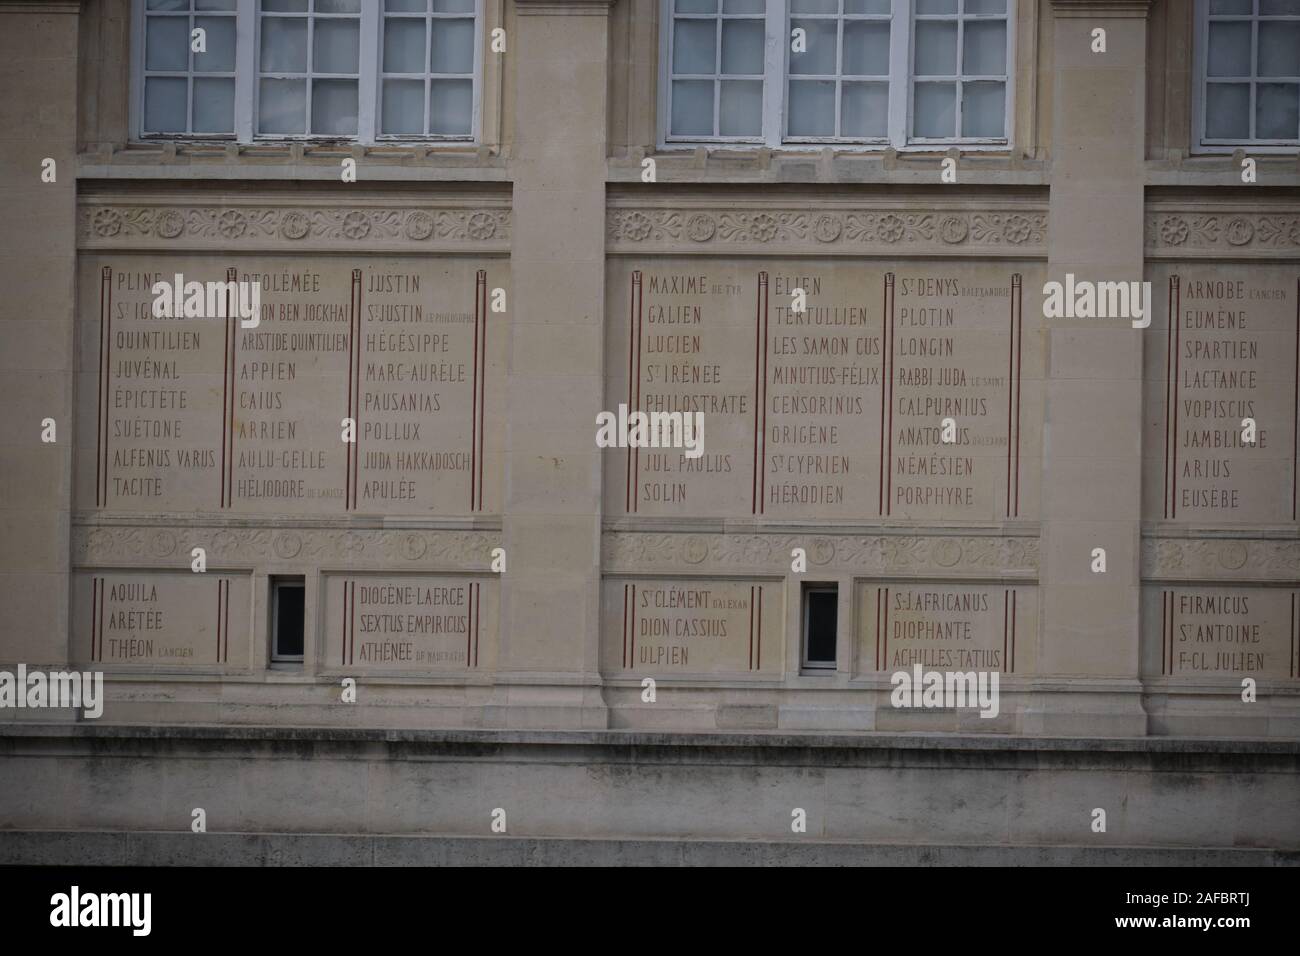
661, 0, 1013, 148
1196, 0, 1300, 150
801, 584, 838, 670
270, 576, 306, 664
133, 0, 482, 142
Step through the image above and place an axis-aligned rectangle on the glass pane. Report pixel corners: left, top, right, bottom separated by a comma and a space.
791, 0, 837, 12
311, 78, 358, 134
845, 0, 890, 13
148, 0, 188, 9
721, 20, 764, 74
676, 0, 717, 11
194, 17, 236, 72
671, 79, 714, 135
386, 0, 427, 10
432, 0, 474, 11
1205, 83, 1250, 138
263, 0, 308, 11
1207, 21, 1251, 77
673, 19, 717, 74
914, 21, 957, 75
788, 79, 835, 136
962, 79, 1004, 136
146, 16, 189, 72
1259, 0, 1300, 14
843, 20, 889, 75
260, 18, 308, 72
963, 20, 1005, 75
841, 80, 887, 137
1259, 22, 1300, 77
965, 0, 1007, 14
197, 0, 238, 11
790, 19, 837, 75
316, 0, 361, 12
913, 81, 956, 136
314, 18, 359, 73
193, 76, 235, 131
431, 18, 474, 74
429, 78, 473, 134
384, 17, 426, 72
382, 78, 425, 133
1256, 83, 1300, 138
719, 79, 762, 135
722, 0, 765, 12
258, 77, 306, 132
1209, 0, 1251, 12
144, 76, 187, 132
915, 0, 957, 12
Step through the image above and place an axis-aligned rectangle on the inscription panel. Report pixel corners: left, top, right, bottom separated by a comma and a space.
324, 575, 495, 674
1144, 265, 1299, 525
601, 578, 782, 677
76, 256, 505, 516
857, 582, 1037, 675
72, 571, 249, 669
604, 259, 1042, 522
1145, 586, 1300, 680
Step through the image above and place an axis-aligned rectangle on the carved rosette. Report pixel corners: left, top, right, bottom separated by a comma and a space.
1145, 210, 1300, 256
1141, 537, 1300, 582
602, 532, 1039, 576
78, 202, 511, 252
73, 524, 501, 571
606, 206, 1047, 255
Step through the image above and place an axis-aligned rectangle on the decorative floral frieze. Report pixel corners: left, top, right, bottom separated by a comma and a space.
78, 202, 511, 250
1145, 212, 1300, 255
606, 207, 1047, 254
73, 524, 501, 570
602, 532, 1039, 576
1142, 537, 1300, 581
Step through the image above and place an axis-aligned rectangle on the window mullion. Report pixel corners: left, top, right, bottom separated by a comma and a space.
889, 0, 910, 148
358, 5, 379, 144
236, 0, 255, 142
764, 0, 785, 147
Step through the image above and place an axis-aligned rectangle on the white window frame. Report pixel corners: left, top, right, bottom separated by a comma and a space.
800, 584, 838, 671
270, 577, 306, 664
658, 0, 1015, 150
1193, 0, 1300, 153
130, 0, 483, 144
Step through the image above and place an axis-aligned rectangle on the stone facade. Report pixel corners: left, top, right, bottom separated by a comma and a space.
1, 0, 1298, 755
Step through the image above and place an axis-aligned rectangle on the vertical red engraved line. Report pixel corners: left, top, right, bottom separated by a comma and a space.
1006, 280, 1015, 516
341, 580, 348, 666
477, 271, 487, 511
748, 585, 755, 670
760, 273, 770, 514
351, 270, 363, 510
98, 576, 105, 662
1291, 592, 1296, 678
91, 578, 99, 662
346, 274, 356, 510
474, 581, 480, 668
882, 586, 890, 669
875, 587, 882, 671
627, 273, 639, 513
471, 272, 481, 511
1013, 274, 1023, 516
98, 267, 112, 507
1292, 276, 1298, 520
1003, 590, 1013, 671
1171, 276, 1182, 519
756, 586, 763, 669
221, 292, 230, 508
624, 582, 634, 665
885, 274, 896, 516
1170, 273, 1180, 520
622, 583, 629, 669
634, 274, 643, 513
350, 580, 357, 665
1168, 591, 1175, 675
216, 579, 222, 664
1160, 588, 1167, 675
752, 273, 762, 514
223, 579, 229, 664
466, 582, 474, 666
878, 277, 888, 516
226, 305, 236, 508
1002, 589, 1009, 672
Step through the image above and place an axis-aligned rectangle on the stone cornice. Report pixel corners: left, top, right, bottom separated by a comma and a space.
1142, 536, 1300, 583
602, 531, 1039, 578
514, 0, 615, 15
77, 194, 511, 253
1145, 202, 1300, 258
607, 197, 1048, 257
1051, 0, 1153, 18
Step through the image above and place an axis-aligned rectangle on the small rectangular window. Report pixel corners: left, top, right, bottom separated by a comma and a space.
271, 576, 306, 663
802, 584, 838, 670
